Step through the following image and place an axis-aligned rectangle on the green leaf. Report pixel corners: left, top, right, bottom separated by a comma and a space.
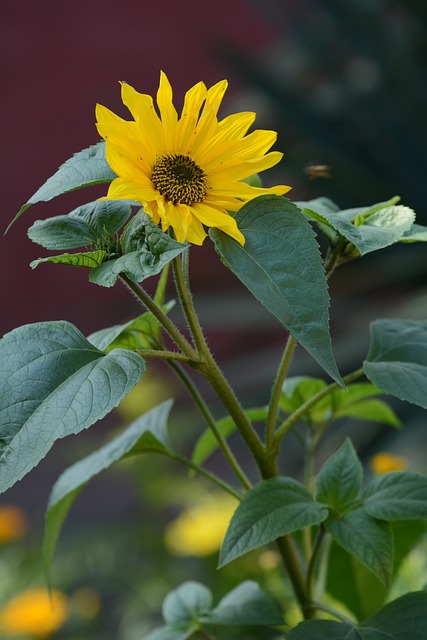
363, 319, 427, 409
191, 407, 268, 469
8, 141, 116, 231
219, 477, 328, 566
401, 223, 427, 242
30, 250, 107, 270
315, 439, 363, 513
88, 303, 174, 353
89, 211, 187, 287
363, 471, 427, 521
145, 627, 195, 640
163, 582, 213, 626
280, 376, 331, 424
298, 197, 414, 255
202, 581, 282, 626
326, 542, 387, 621
330, 383, 401, 427
0, 321, 145, 493
289, 591, 427, 640
27, 200, 131, 250
43, 400, 172, 582
325, 508, 393, 587
211, 196, 342, 385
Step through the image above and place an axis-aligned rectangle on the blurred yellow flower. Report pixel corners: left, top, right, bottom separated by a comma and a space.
0, 504, 28, 544
0, 588, 69, 637
164, 494, 238, 557
369, 452, 407, 475
96, 71, 290, 246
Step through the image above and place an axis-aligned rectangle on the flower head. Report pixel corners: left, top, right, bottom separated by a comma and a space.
0, 589, 68, 637
0, 504, 28, 544
369, 452, 407, 475
164, 494, 238, 557
96, 72, 290, 245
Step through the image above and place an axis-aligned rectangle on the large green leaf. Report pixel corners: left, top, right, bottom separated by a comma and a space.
219, 477, 328, 566
90, 211, 187, 287
363, 471, 427, 521
9, 142, 116, 230
202, 581, 282, 626
287, 591, 427, 639
27, 200, 131, 250
363, 319, 427, 409
315, 439, 363, 513
298, 197, 415, 255
0, 321, 145, 493
210, 196, 342, 385
325, 508, 393, 587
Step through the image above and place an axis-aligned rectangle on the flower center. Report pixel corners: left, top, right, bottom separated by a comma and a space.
152, 154, 209, 205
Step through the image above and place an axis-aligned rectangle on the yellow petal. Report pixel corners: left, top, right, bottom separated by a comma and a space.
163, 201, 190, 243
191, 202, 245, 245
156, 71, 178, 146
106, 177, 155, 203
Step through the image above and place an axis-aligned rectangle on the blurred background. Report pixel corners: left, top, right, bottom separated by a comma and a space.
1, 0, 427, 637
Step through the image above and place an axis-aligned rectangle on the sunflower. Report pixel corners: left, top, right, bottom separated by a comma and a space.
96, 72, 291, 245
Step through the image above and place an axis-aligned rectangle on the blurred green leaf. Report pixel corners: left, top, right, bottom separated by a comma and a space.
288, 592, 427, 639
280, 376, 330, 424
202, 581, 282, 626
211, 196, 342, 385
219, 477, 328, 567
191, 407, 268, 469
364, 319, 427, 409
330, 383, 401, 427
44, 401, 171, 584
162, 581, 212, 626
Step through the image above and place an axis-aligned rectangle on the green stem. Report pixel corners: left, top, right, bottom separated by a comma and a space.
172, 254, 269, 477
167, 450, 242, 500
167, 360, 252, 490
274, 368, 365, 445
265, 334, 297, 451
306, 527, 326, 601
276, 535, 316, 619
137, 349, 195, 363
121, 274, 198, 361
309, 602, 354, 625
324, 235, 346, 278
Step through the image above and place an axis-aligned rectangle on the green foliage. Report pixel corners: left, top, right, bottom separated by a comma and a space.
191, 407, 269, 469
89, 211, 188, 286
0, 321, 145, 493
364, 319, 427, 409
31, 250, 107, 269
211, 196, 342, 385
9, 141, 116, 231
281, 378, 400, 428
315, 440, 363, 512
43, 400, 172, 583
363, 472, 427, 521
27, 200, 131, 250
146, 581, 283, 639
297, 196, 415, 256
219, 478, 328, 566
287, 591, 427, 639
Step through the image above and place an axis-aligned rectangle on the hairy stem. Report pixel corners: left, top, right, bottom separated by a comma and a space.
121, 274, 198, 361
167, 360, 252, 490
